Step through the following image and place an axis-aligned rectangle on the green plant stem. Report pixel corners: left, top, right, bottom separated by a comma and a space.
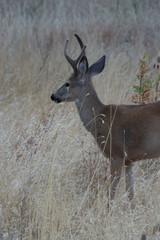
139, 75, 143, 104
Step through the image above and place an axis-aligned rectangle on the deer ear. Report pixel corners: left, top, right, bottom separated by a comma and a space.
88, 55, 106, 78
78, 56, 88, 75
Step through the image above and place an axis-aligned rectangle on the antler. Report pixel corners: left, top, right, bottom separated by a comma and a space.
74, 34, 85, 50
64, 35, 86, 73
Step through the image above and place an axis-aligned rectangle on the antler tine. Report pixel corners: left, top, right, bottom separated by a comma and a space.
74, 45, 86, 64
74, 34, 84, 49
64, 39, 86, 73
64, 40, 77, 72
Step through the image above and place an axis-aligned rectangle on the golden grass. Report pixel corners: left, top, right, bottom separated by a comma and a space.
1, 0, 160, 239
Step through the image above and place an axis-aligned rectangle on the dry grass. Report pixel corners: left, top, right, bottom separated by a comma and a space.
0, 0, 160, 239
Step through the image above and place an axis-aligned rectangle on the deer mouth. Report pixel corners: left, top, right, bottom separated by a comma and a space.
54, 98, 61, 103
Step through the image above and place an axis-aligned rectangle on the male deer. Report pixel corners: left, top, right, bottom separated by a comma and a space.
51, 34, 160, 200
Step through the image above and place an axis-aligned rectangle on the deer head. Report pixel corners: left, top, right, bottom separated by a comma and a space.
51, 34, 106, 103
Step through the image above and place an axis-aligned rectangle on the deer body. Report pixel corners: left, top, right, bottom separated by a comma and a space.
51, 34, 160, 200
76, 85, 160, 161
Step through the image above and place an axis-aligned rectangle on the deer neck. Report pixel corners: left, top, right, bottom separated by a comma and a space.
75, 81, 104, 135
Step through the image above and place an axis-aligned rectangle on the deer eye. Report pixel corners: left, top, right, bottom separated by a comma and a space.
65, 83, 70, 87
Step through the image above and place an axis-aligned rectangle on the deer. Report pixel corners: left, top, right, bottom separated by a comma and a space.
51, 34, 160, 200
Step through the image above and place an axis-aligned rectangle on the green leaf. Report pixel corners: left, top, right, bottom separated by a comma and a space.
143, 53, 147, 58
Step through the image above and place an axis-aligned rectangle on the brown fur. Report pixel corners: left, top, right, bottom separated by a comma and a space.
51, 34, 160, 200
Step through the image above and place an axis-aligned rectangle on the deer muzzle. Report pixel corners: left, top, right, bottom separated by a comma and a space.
50, 94, 61, 103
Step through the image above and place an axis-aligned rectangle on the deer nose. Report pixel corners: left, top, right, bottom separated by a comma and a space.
51, 94, 56, 101
51, 94, 61, 103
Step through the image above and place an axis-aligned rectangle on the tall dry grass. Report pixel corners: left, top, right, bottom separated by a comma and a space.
0, 0, 160, 239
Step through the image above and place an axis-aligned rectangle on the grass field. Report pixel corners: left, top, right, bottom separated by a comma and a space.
1, 0, 160, 239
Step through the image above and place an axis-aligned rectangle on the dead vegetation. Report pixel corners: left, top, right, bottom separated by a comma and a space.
0, 0, 160, 239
